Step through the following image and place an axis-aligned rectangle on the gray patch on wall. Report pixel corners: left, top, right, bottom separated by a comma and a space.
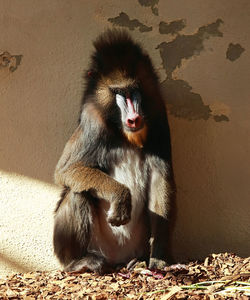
161, 79, 211, 120
0, 51, 22, 72
161, 79, 229, 122
226, 43, 245, 61
138, 0, 159, 15
157, 19, 223, 79
157, 19, 228, 122
108, 12, 152, 32
159, 20, 186, 35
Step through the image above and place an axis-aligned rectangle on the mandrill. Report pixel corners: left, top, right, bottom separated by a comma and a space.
53, 29, 175, 273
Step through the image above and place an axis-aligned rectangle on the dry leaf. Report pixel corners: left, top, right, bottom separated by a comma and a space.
0, 253, 249, 299
161, 286, 181, 299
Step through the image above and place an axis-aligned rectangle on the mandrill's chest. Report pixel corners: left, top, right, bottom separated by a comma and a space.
90, 149, 150, 264
109, 149, 149, 211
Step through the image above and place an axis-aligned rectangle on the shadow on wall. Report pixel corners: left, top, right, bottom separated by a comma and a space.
168, 117, 217, 261
168, 114, 250, 262
0, 254, 30, 274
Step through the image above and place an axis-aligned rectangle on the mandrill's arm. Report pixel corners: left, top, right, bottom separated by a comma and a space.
148, 156, 174, 269
55, 125, 131, 226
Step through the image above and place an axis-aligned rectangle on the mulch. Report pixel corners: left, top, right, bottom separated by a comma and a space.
0, 253, 249, 299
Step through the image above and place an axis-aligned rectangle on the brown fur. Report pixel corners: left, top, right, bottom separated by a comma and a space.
97, 71, 137, 108
123, 125, 148, 148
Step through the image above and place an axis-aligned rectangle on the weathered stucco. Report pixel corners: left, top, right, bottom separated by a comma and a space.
0, 0, 249, 274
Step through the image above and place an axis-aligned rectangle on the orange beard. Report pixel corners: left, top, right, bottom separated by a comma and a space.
123, 125, 147, 148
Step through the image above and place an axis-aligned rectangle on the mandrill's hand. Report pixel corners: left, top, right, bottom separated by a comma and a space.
107, 186, 132, 226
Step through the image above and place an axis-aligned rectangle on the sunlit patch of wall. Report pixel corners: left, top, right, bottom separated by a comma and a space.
0, 170, 61, 274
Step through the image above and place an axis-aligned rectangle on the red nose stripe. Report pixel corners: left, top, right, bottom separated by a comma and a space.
126, 98, 141, 128
126, 98, 136, 114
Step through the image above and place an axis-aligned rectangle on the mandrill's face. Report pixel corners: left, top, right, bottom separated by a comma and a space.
115, 88, 144, 132
114, 86, 147, 148
96, 71, 148, 148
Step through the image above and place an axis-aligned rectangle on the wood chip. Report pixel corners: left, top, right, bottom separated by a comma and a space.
0, 253, 249, 299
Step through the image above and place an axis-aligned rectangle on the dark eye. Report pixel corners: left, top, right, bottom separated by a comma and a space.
110, 88, 125, 98
132, 89, 141, 102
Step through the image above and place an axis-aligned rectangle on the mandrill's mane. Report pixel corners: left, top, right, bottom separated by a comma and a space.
82, 29, 159, 105
92, 29, 146, 75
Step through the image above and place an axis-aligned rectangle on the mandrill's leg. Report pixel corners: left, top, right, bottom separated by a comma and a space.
148, 161, 174, 270
53, 190, 109, 273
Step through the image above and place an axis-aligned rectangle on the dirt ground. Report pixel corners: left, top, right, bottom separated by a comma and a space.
0, 253, 249, 299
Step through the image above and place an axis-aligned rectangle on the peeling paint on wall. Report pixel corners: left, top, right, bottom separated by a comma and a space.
108, 12, 152, 32
0, 51, 22, 72
161, 79, 229, 122
138, 0, 159, 16
159, 19, 186, 35
226, 43, 245, 61
156, 19, 229, 122
157, 19, 223, 79
161, 79, 211, 120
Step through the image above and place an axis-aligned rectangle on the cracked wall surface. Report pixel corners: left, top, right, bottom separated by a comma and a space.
0, 0, 249, 274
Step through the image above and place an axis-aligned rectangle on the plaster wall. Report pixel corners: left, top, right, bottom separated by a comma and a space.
0, 0, 249, 274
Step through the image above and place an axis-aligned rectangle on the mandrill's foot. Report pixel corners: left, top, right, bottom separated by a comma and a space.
126, 258, 139, 270
149, 257, 167, 270
64, 254, 110, 275
126, 258, 147, 270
